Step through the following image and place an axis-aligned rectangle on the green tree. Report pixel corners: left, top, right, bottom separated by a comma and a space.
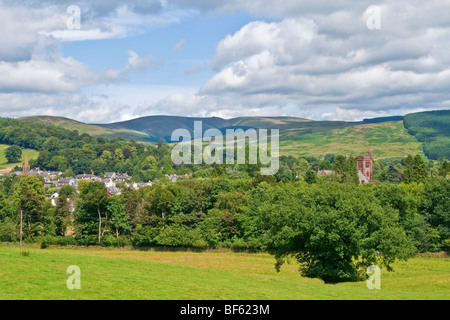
54, 185, 77, 236
5, 145, 22, 163
48, 155, 69, 172
438, 160, 450, 178
13, 175, 46, 239
304, 170, 317, 184
75, 181, 110, 242
421, 179, 450, 251
332, 155, 358, 184
324, 154, 336, 164
149, 184, 175, 220
274, 164, 294, 183
258, 183, 416, 283
385, 164, 403, 184
107, 196, 131, 238
404, 155, 427, 184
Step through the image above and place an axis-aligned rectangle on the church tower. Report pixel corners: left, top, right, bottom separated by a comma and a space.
23, 154, 30, 175
356, 149, 373, 182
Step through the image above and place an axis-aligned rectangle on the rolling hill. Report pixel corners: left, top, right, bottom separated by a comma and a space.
19, 116, 152, 143
17, 112, 444, 160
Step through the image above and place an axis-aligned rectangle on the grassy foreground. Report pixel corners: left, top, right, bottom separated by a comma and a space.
0, 245, 448, 300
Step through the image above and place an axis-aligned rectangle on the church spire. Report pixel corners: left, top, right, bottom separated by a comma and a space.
23, 154, 30, 175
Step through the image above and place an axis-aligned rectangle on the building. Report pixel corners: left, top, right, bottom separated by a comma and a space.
356, 149, 373, 183
22, 154, 30, 175
76, 174, 100, 181
317, 170, 334, 176
115, 173, 131, 182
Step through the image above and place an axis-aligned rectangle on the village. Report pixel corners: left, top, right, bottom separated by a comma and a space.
0, 155, 189, 202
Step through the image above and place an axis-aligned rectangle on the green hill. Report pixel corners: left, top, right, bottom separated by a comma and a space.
280, 121, 424, 160
18, 113, 436, 160
19, 116, 151, 143
404, 110, 450, 160
94, 115, 425, 159
95, 116, 356, 143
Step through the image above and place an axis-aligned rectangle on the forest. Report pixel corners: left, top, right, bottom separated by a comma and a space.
0, 117, 449, 283
404, 110, 450, 160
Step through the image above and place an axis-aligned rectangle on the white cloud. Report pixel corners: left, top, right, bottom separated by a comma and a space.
173, 39, 186, 51
194, 2, 450, 120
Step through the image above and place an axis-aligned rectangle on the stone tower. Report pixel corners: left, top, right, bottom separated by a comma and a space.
356, 149, 373, 182
23, 154, 30, 175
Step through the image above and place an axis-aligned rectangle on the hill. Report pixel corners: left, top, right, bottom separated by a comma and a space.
404, 110, 450, 160
94, 115, 357, 143
17, 114, 428, 159
280, 121, 423, 160
19, 116, 152, 143
94, 115, 424, 159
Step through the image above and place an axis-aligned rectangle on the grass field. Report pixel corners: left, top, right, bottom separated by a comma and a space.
0, 145, 39, 172
279, 121, 424, 159
0, 245, 448, 300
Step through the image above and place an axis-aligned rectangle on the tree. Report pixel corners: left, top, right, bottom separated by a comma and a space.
54, 185, 76, 236
149, 184, 175, 220
258, 183, 416, 283
421, 179, 450, 251
274, 164, 294, 183
13, 175, 46, 239
403, 154, 427, 184
385, 164, 403, 184
304, 170, 317, 184
332, 155, 359, 184
48, 155, 68, 172
324, 154, 336, 164
5, 145, 22, 163
75, 181, 109, 242
293, 158, 310, 178
438, 160, 450, 178
107, 196, 131, 238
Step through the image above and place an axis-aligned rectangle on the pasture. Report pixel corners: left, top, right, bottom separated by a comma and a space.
0, 245, 448, 300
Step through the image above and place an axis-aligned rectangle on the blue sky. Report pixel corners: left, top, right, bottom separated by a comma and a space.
1, 1, 450, 123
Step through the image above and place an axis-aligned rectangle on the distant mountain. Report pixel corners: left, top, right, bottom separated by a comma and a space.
19, 113, 443, 160
93, 115, 352, 143
362, 116, 404, 124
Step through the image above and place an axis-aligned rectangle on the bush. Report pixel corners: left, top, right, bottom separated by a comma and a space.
155, 224, 207, 248
101, 235, 118, 247
132, 225, 160, 247
0, 221, 18, 242
40, 235, 78, 248
100, 235, 131, 248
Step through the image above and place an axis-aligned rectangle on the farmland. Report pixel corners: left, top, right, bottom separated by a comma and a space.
0, 246, 448, 300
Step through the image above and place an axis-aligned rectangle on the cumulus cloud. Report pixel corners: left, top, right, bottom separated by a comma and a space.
196, 1, 450, 120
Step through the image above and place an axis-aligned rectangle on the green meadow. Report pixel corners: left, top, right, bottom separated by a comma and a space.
0, 246, 448, 300
280, 121, 424, 159
0, 145, 39, 171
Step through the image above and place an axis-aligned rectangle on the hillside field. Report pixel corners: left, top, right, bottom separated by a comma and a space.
0, 246, 448, 300
279, 121, 424, 159
0, 145, 39, 172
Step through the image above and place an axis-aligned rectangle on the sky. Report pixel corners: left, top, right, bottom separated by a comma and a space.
1, 0, 450, 123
